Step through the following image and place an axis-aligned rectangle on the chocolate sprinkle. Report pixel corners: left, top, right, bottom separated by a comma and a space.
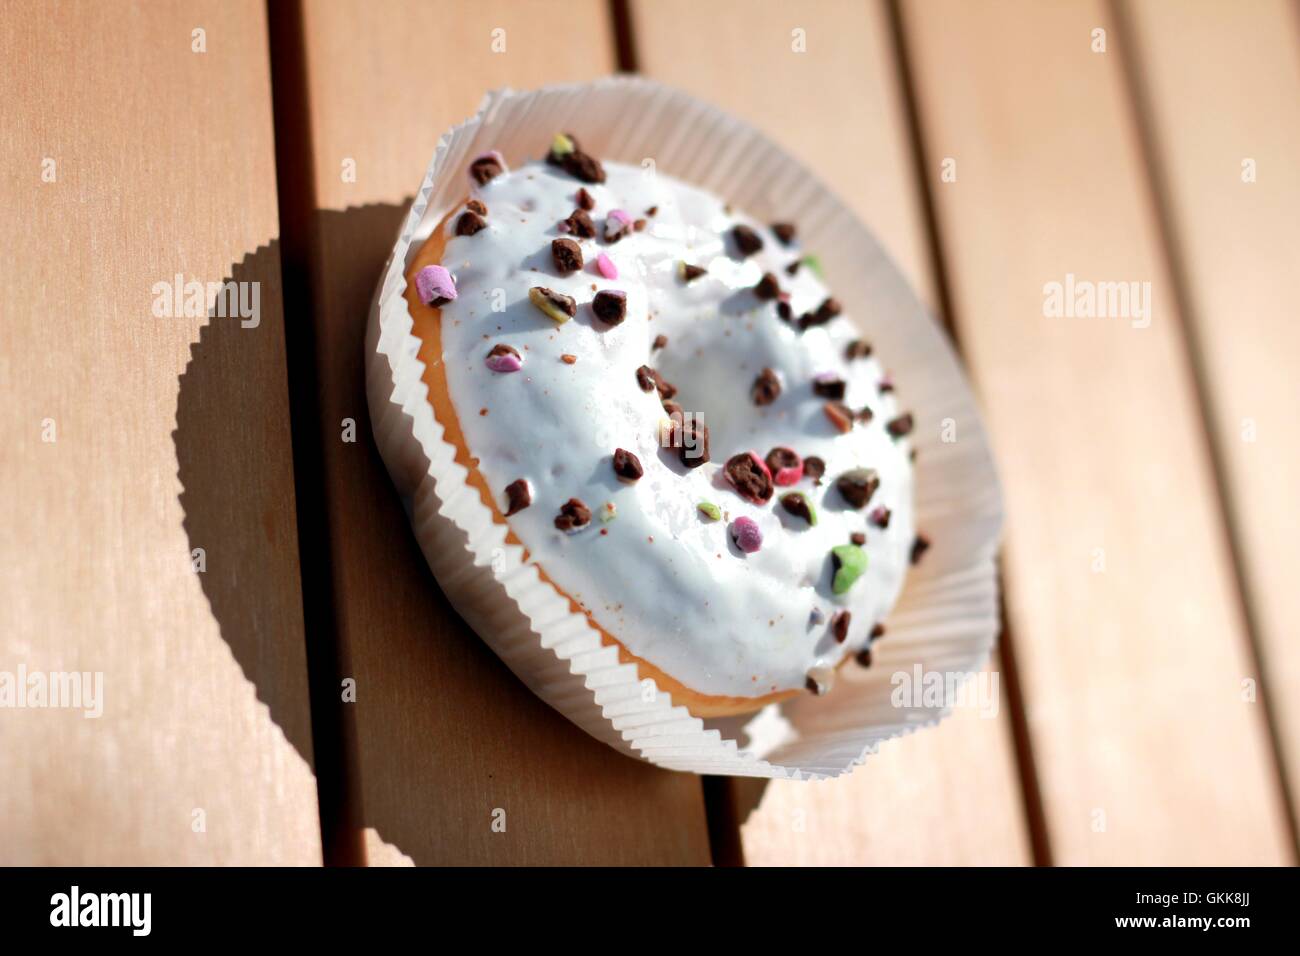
469, 155, 504, 185
678, 419, 710, 468
551, 237, 583, 274
779, 492, 815, 525
724, 452, 774, 504
681, 263, 707, 282
870, 623, 886, 640
799, 297, 843, 330
456, 210, 487, 236
562, 150, 606, 184
765, 446, 800, 476
776, 301, 793, 321
887, 413, 915, 438
576, 187, 595, 211
911, 534, 930, 564
812, 375, 846, 400
731, 224, 764, 258
592, 289, 627, 325
855, 647, 873, 668
652, 334, 668, 351
845, 339, 873, 360
836, 468, 880, 509
850, 532, 867, 546
754, 272, 781, 301
612, 448, 643, 483
803, 456, 826, 483
467, 199, 488, 216
855, 405, 875, 424
772, 222, 797, 246
824, 401, 855, 433
555, 498, 592, 532
831, 610, 851, 643
636, 365, 676, 399
869, 506, 892, 529
751, 367, 782, 406
563, 209, 596, 238
504, 478, 531, 516
488, 343, 520, 361
785, 260, 802, 276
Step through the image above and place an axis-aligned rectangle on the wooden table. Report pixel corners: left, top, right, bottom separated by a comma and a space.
2, 0, 1296, 866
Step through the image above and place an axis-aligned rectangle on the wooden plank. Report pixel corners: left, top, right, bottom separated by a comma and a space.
898, 0, 1292, 864
286, 0, 712, 864
0, 1, 320, 863
1120, 0, 1300, 841
631, 0, 1032, 865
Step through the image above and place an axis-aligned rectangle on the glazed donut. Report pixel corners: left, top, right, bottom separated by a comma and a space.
403, 135, 921, 717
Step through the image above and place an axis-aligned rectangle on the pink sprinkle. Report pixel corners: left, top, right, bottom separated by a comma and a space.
608, 209, 632, 226
774, 465, 803, 486
596, 253, 618, 279
730, 516, 763, 554
485, 353, 522, 373
415, 265, 457, 305
557, 219, 571, 233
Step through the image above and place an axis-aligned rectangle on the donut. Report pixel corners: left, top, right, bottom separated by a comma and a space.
401, 134, 921, 718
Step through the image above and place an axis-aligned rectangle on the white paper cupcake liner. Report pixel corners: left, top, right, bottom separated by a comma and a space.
365, 77, 1002, 779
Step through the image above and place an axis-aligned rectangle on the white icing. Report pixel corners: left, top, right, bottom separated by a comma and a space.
434, 159, 915, 700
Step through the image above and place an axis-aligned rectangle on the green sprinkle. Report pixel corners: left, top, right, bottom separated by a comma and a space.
697, 501, 722, 521
831, 544, 867, 594
802, 254, 823, 278
551, 132, 575, 157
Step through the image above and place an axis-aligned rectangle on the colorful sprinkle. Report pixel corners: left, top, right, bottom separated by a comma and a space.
415, 265, 457, 306
604, 208, 632, 243
697, 501, 722, 521
824, 401, 855, 433
595, 252, 618, 279
779, 492, 818, 526
765, 447, 803, 486
730, 516, 763, 554
528, 286, 576, 324
484, 343, 522, 373
550, 132, 576, 158
869, 506, 892, 528
831, 544, 868, 594
802, 254, 824, 278
600, 501, 617, 523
